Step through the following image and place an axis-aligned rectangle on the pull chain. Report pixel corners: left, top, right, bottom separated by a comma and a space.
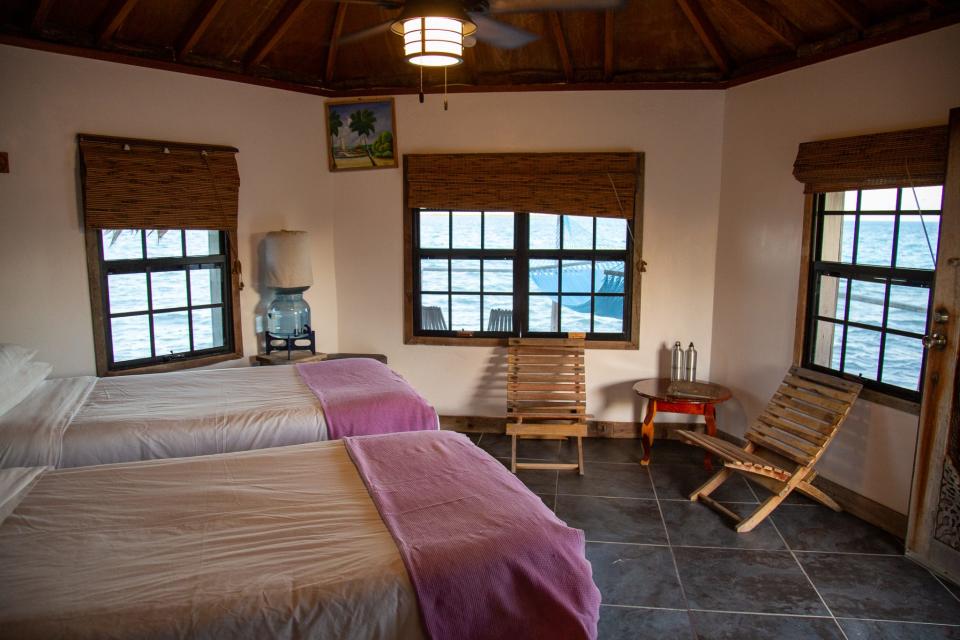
419, 66, 424, 104
443, 67, 448, 111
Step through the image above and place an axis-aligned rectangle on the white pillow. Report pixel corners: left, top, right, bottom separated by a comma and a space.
0, 361, 52, 417
0, 344, 36, 374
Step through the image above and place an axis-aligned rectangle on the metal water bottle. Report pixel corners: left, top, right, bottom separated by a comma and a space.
671, 341, 685, 381
685, 342, 698, 382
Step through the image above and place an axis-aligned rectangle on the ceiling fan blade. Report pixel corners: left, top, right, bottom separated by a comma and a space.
486, 0, 624, 14
335, 20, 395, 46
468, 13, 538, 49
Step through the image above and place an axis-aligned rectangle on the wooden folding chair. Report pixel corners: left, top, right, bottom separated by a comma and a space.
506, 338, 588, 475
677, 366, 862, 532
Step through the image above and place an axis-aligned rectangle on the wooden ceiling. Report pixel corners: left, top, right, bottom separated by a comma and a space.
1, 0, 958, 96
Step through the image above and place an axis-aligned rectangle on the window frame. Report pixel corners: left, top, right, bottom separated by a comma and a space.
85, 229, 243, 376
404, 208, 643, 349
794, 191, 939, 414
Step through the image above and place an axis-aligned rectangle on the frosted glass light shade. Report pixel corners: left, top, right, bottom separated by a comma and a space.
263, 230, 313, 289
400, 17, 465, 66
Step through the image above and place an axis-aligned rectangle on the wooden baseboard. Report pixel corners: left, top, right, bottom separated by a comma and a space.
440, 415, 908, 540
439, 415, 693, 439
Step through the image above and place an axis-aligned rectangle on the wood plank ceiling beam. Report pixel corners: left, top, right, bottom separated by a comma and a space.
245, 0, 311, 70
96, 0, 140, 48
675, 0, 732, 75
325, 2, 348, 84
30, 0, 55, 34
729, 0, 804, 50
603, 9, 613, 81
822, 0, 869, 31
547, 11, 573, 82
177, 0, 229, 59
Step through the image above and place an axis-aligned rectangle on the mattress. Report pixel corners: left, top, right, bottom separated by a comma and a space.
0, 441, 425, 639
0, 366, 329, 468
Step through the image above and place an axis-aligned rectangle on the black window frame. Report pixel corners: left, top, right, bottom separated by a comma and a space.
411, 209, 634, 344
96, 229, 236, 373
802, 189, 939, 403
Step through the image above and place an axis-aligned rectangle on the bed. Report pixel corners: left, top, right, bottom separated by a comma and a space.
0, 431, 600, 639
0, 356, 438, 469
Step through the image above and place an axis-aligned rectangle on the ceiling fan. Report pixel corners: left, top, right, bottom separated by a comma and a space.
324, 0, 625, 66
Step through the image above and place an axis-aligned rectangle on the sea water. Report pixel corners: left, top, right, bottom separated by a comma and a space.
107, 214, 939, 392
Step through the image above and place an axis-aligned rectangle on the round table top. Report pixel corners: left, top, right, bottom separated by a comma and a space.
632, 378, 732, 403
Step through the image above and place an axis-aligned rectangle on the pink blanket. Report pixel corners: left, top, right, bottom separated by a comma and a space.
344, 430, 600, 640
296, 359, 437, 439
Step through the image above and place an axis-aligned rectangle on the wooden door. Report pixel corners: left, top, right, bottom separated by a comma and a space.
907, 107, 960, 582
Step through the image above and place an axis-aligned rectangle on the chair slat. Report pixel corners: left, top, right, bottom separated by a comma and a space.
776, 384, 849, 413
744, 431, 814, 465
788, 366, 862, 393
764, 403, 834, 435
770, 394, 838, 424
752, 419, 822, 456
783, 374, 859, 403
755, 412, 830, 447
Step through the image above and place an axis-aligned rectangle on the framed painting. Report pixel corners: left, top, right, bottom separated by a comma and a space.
325, 98, 398, 171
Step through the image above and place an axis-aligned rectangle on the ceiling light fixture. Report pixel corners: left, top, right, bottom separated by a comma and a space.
391, 1, 477, 67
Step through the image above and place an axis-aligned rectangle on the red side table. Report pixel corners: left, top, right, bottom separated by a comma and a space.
632, 378, 732, 470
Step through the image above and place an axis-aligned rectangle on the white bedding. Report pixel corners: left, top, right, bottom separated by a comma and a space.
0, 366, 328, 469
0, 441, 425, 639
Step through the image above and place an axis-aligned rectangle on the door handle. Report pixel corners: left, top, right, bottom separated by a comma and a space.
922, 333, 947, 350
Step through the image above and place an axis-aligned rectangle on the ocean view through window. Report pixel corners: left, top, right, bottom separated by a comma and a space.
803, 186, 942, 402
411, 210, 637, 344
95, 229, 235, 372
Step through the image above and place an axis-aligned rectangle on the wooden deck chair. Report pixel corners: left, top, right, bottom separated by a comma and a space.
676, 366, 862, 532
506, 338, 588, 475
421, 306, 447, 331
487, 308, 512, 332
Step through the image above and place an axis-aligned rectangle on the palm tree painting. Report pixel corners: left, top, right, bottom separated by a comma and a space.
324, 98, 397, 171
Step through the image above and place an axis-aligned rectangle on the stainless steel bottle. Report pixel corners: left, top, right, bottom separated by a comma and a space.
685, 342, 698, 381
671, 341, 684, 381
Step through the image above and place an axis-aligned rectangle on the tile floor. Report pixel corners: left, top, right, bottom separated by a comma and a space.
468, 433, 960, 640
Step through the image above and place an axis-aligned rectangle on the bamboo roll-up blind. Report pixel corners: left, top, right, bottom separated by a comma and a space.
405, 152, 640, 218
793, 125, 948, 194
79, 135, 240, 230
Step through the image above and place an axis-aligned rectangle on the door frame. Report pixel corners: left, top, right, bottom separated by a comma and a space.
906, 106, 960, 583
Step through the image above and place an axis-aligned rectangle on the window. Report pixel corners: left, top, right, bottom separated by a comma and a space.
79, 134, 243, 375
403, 152, 643, 348
410, 209, 638, 346
803, 186, 942, 402
95, 229, 236, 372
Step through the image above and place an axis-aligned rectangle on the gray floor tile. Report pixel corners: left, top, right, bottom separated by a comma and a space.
477, 433, 561, 460
646, 438, 711, 465
799, 554, 960, 624
690, 611, 844, 639
557, 494, 667, 544
674, 547, 828, 615
465, 432, 481, 444
560, 437, 648, 464
839, 618, 960, 639
939, 576, 960, 601
599, 606, 694, 639
537, 493, 556, 511
771, 504, 903, 554
661, 500, 785, 550
558, 462, 655, 499
586, 542, 686, 608
650, 463, 758, 503
495, 457, 558, 494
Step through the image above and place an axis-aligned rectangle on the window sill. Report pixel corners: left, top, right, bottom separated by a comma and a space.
405, 335, 638, 349
857, 386, 921, 416
101, 351, 243, 377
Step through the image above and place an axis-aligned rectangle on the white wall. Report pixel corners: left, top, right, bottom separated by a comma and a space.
710, 24, 960, 514
0, 45, 339, 376
332, 90, 726, 420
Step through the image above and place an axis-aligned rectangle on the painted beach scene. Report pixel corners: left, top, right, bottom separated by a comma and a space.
326, 98, 397, 171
